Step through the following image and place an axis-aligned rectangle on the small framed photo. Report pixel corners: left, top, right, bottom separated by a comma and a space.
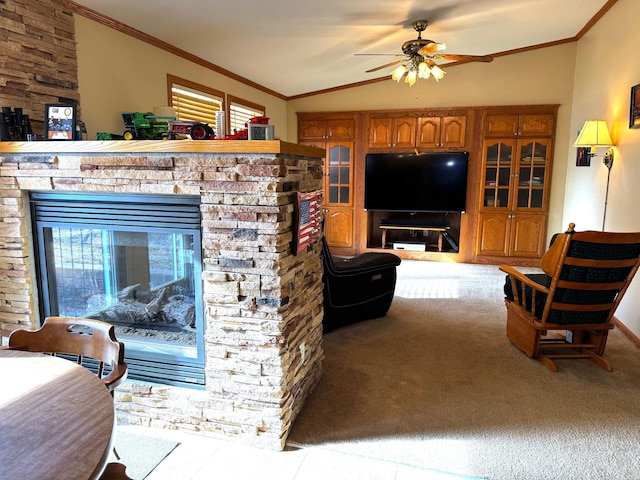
44, 103, 76, 140
576, 147, 591, 166
630, 84, 640, 129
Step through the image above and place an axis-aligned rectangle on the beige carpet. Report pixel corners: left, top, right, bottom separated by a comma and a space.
287, 261, 640, 480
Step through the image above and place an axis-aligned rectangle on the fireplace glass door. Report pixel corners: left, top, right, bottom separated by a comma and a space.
31, 192, 205, 388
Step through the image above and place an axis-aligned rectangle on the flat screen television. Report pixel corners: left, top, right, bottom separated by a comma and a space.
364, 151, 469, 213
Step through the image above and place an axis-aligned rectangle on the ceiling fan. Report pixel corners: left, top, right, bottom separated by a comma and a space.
359, 20, 493, 85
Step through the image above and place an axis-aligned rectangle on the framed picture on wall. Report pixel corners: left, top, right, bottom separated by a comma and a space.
44, 103, 76, 140
576, 147, 591, 166
630, 84, 640, 129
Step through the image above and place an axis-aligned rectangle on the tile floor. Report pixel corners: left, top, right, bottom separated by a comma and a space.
120, 425, 471, 480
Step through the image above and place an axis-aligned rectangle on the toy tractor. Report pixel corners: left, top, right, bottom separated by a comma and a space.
121, 112, 169, 140
167, 120, 215, 140
121, 112, 214, 140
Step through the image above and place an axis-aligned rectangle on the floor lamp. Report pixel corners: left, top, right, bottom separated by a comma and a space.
573, 120, 615, 231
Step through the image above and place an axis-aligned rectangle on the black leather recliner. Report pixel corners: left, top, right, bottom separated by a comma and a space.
321, 237, 401, 332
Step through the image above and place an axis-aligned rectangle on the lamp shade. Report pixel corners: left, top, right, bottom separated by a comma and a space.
573, 120, 613, 147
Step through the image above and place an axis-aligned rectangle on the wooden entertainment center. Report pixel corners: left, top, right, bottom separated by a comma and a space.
378, 220, 456, 252
297, 104, 557, 266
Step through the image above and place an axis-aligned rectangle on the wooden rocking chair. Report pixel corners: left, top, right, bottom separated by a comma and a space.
500, 223, 640, 372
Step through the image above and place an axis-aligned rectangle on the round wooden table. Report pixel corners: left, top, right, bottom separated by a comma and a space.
0, 349, 115, 480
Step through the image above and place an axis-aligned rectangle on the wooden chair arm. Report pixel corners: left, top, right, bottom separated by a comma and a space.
499, 266, 550, 294
499, 265, 550, 318
103, 363, 128, 392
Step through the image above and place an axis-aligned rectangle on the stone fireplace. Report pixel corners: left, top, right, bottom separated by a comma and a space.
30, 191, 206, 386
0, 140, 325, 449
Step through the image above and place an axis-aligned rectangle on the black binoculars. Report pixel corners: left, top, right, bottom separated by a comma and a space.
0, 107, 33, 141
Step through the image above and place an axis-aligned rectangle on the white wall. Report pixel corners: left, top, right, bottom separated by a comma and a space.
74, 16, 288, 141
563, 0, 640, 335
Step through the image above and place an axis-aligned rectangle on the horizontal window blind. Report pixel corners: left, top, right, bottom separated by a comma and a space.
171, 85, 222, 127
229, 101, 264, 133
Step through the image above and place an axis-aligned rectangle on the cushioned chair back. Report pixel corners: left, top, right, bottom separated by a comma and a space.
539, 229, 640, 325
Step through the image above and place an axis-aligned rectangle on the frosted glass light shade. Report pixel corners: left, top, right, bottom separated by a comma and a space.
391, 65, 407, 82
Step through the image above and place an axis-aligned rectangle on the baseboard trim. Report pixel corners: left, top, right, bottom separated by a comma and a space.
613, 317, 640, 348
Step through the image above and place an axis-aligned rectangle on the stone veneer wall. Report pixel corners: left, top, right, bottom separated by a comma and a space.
0, 0, 79, 135
0, 147, 325, 450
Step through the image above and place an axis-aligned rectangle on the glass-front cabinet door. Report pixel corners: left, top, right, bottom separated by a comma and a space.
325, 143, 353, 206
482, 139, 515, 209
482, 138, 550, 211
515, 139, 550, 210
324, 142, 354, 249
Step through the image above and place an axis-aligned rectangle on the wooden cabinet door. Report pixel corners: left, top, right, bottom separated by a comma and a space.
440, 115, 466, 148
476, 213, 546, 258
299, 120, 327, 140
416, 117, 441, 148
510, 214, 546, 257
480, 139, 516, 210
327, 119, 355, 140
485, 113, 554, 137
514, 138, 551, 211
484, 114, 518, 137
325, 208, 353, 248
392, 117, 416, 148
324, 142, 353, 206
369, 117, 392, 148
476, 213, 510, 256
417, 115, 466, 148
518, 114, 555, 136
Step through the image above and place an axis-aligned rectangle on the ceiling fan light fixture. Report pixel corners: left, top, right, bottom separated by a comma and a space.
364, 19, 491, 87
391, 64, 407, 82
430, 64, 446, 81
405, 69, 417, 86
418, 62, 431, 79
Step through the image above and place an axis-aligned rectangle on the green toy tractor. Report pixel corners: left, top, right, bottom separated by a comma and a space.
120, 111, 214, 140
121, 112, 171, 140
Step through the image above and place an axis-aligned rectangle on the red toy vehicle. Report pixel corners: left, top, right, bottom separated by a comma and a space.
168, 120, 215, 140
223, 116, 270, 140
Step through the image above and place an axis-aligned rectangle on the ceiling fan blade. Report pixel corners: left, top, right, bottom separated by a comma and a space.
434, 53, 493, 63
365, 60, 403, 73
354, 53, 405, 57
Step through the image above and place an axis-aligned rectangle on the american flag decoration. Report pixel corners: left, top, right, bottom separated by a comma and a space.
295, 190, 323, 255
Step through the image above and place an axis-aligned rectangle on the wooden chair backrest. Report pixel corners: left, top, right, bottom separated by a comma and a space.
538, 223, 640, 325
8, 316, 127, 392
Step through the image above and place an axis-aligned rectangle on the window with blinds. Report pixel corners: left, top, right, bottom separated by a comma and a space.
168, 74, 223, 129
166, 75, 266, 138
228, 95, 265, 134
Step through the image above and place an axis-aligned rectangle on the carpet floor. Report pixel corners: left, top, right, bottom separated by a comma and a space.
287, 261, 640, 480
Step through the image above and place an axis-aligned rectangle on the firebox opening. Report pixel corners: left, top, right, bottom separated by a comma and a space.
30, 191, 205, 388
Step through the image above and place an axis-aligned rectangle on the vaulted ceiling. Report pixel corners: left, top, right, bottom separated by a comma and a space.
71, 0, 612, 98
